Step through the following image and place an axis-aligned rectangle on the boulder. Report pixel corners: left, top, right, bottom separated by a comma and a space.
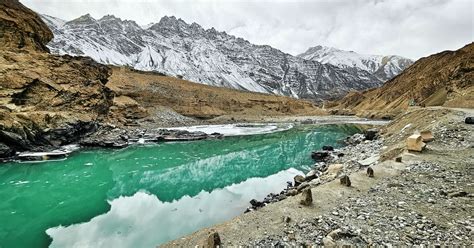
322, 145, 334, 151
358, 155, 379, 167
325, 164, 344, 178
340, 175, 351, 187
420, 130, 434, 142
406, 134, 426, 152
367, 167, 374, 177
0, 130, 31, 150
305, 170, 318, 181
345, 133, 365, 145
299, 188, 312, 206
465, 117, 474, 124
293, 175, 305, 186
311, 151, 329, 162
0, 143, 15, 158
286, 189, 298, 196
297, 182, 309, 192
364, 128, 379, 140
309, 178, 321, 187
322, 237, 336, 247
200, 230, 221, 248
249, 199, 264, 208
282, 216, 291, 223
448, 191, 468, 198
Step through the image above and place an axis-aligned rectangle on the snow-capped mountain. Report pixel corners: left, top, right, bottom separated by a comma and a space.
298, 45, 413, 81
41, 14, 386, 101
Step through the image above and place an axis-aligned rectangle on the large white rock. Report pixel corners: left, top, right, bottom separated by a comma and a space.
407, 134, 426, 152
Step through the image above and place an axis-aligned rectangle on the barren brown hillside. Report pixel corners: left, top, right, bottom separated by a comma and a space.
106, 67, 322, 122
331, 43, 474, 118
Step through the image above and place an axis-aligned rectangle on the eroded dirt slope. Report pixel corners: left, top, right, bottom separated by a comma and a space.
106, 67, 322, 123
330, 43, 474, 119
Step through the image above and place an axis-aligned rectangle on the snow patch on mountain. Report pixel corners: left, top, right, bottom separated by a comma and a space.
298, 45, 413, 81
41, 14, 388, 101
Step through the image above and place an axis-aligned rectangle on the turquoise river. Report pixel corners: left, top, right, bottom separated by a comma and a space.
0, 124, 362, 248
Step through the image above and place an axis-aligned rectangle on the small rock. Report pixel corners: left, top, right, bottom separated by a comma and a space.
202, 230, 221, 248
420, 130, 434, 142
322, 145, 334, 151
326, 164, 344, 178
346, 133, 365, 145
448, 191, 468, 198
465, 117, 474, 124
322, 237, 336, 247
367, 167, 374, 177
309, 178, 321, 186
293, 175, 305, 187
250, 199, 264, 208
286, 189, 298, 196
305, 170, 318, 181
297, 182, 310, 192
395, 156, 402, 163
299, 188, 312, 206
364, 128, 379, 141
358, 155, 379, 167
282, 216, 291, 223
340, 175, 351, 187
311, 151, 330, 162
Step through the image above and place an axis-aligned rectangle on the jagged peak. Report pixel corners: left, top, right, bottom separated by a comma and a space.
66, 13, 96, 25
98, 14, 121, 21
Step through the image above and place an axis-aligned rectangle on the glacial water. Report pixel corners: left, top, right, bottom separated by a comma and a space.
0, 124, 362, 248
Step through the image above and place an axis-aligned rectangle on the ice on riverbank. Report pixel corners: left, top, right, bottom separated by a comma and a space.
169, 123, 294, 136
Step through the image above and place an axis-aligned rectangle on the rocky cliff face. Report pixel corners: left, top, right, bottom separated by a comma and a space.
0, 0, 53, 51
41, 14, 383, 101
331, 43, 474, 118
0, 0, 114, 157
297, 45, 413, 82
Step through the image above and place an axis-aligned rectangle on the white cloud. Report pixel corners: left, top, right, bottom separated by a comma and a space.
21, 0, 473, 59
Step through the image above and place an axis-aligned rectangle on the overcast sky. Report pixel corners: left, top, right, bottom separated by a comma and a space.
21, 0, 473, 59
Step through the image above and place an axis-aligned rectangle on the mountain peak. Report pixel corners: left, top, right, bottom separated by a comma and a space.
99, 14, 120, 21
298, 44, 413, 81
67, 13, 96, 25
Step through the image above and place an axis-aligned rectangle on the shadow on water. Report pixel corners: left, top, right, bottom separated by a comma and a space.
0, 124, 362, 247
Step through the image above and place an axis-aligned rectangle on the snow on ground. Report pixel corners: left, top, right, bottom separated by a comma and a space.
169, 123, 294, 136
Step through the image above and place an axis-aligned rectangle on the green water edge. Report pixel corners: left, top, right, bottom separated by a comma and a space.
0, 124, 363, 248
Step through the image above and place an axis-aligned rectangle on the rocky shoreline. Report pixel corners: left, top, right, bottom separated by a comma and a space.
162, 107, 473, 247
0, 124, 224, 162
245, 128, 383, 213
0, 115, 382, 163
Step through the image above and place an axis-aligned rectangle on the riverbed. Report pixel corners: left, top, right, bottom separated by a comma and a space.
0, 124, 363, 247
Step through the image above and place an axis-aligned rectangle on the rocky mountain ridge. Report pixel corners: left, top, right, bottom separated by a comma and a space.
297, 45, 413, 81
41, 14, 393, 101
330, 43, 474, 118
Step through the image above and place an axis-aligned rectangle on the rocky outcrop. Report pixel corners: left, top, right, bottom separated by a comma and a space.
0, 0, 115, 158
0, 0, 53, 52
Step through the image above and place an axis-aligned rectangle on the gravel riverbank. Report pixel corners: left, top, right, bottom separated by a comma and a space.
162, 108, 473, 247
